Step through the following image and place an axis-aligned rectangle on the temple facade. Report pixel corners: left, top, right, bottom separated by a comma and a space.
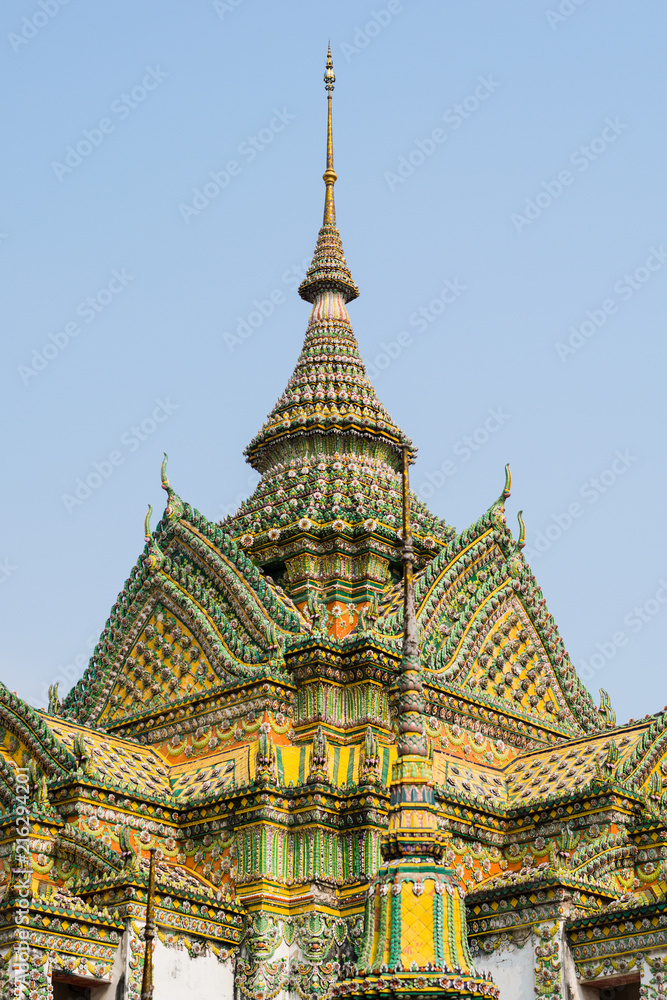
2, 50, 666, 1000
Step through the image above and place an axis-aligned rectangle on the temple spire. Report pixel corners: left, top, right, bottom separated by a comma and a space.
323, 42, 337, 224
401, 446, 417, 666
296, 48, 358, 306
347, 449, 491, 996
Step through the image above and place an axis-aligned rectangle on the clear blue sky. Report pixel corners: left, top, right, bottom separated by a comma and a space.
3, 1, 667, 723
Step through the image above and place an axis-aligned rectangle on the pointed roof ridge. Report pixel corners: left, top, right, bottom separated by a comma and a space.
61, 479, 306, 725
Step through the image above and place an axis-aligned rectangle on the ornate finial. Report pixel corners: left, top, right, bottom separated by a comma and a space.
324, 41, 335, 94
295, 47, 359, 307
159, 452, 184, 521
47, 683, 61, 716
323, 43, 337, 224
144, 505, 152, 543
140, 848, 157, 1000
489, 463, 512, 525
160, 453, 170, 492
143, 503, 165, 572
517, 510, 526, 549
603, 738, 619, 773
599, 688, 616, 728
502, 463, 512, 501
73, 733, 92, 777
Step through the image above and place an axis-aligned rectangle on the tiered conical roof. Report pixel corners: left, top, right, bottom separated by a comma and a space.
242, 256, 410, 475
297, 222, 359, 303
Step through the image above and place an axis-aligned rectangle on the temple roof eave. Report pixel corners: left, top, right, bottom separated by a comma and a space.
244, 423, 411, 475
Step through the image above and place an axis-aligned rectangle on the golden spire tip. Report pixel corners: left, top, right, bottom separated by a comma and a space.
324, 42, 334, 93
323, 43, 337, 224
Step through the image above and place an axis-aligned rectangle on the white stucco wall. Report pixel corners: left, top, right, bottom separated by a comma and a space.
473, 924, 607, 1000
473, 938, 535, 1000
561, 927, 600, 1000
90, 936, 127, 999
153, 938, 234, 999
